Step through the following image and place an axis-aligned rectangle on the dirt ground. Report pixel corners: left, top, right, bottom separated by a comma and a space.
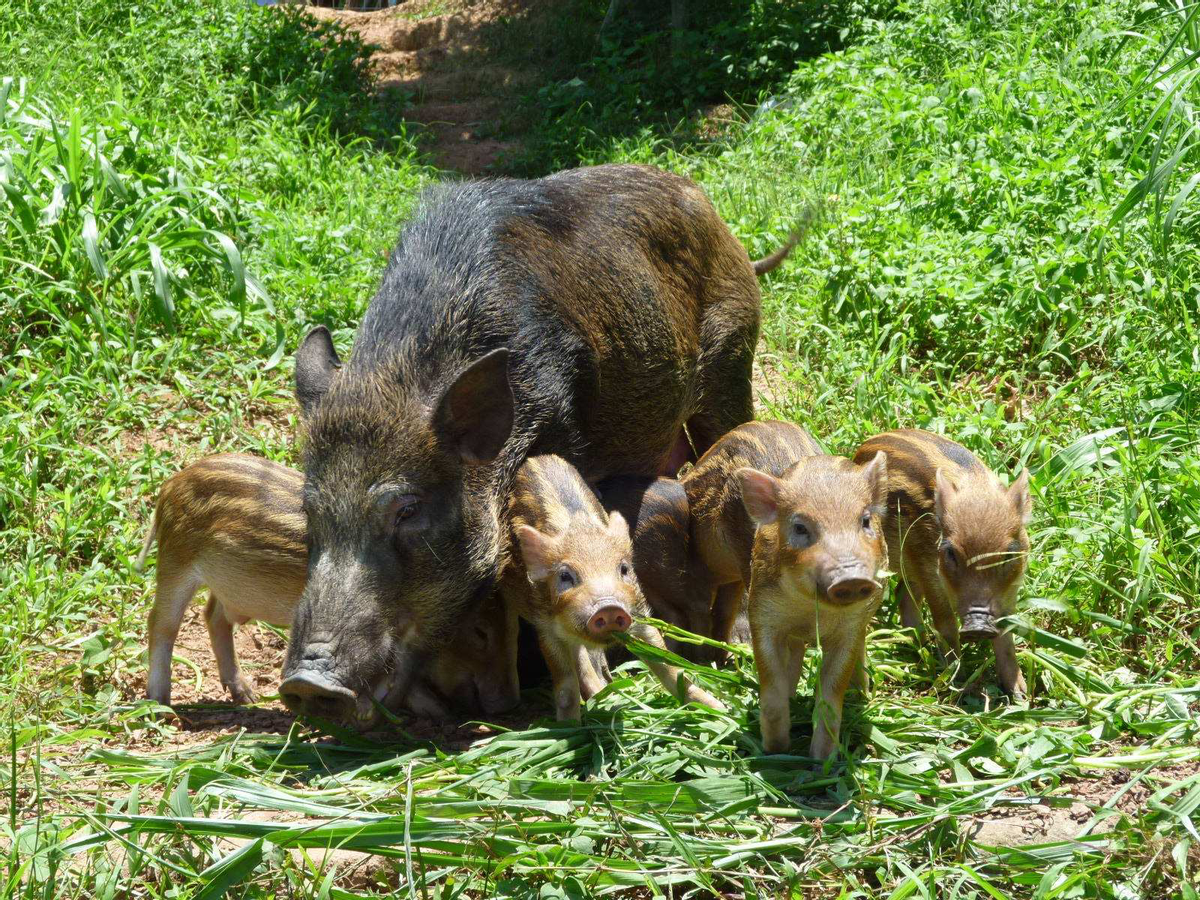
306, 0, 538, 173
112, 609, 547, 754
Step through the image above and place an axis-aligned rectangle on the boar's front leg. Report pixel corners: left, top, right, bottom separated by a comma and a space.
809, 629, 864, 760
911, 566, 959, 663
895, 579, 923, 633
538, 632, 582, 721
709, 581, 745, 654
631, 622, 726, 712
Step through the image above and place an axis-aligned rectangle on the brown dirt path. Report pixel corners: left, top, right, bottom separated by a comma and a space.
307, 0, 539, 173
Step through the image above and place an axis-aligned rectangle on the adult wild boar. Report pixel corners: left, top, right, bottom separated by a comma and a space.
280, 164, 797, 725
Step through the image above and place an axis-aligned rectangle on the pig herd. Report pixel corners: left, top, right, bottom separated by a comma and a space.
137, 164, 1032, 759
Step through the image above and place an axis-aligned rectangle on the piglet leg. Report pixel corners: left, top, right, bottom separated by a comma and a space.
631, 622, 726, 712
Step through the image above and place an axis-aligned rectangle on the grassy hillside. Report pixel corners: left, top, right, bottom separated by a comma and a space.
3, 0, 1198, 897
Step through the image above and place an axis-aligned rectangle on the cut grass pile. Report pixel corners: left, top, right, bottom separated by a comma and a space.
2, 0, 1199, 897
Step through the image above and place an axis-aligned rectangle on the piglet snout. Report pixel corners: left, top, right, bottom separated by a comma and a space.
825, 575, 878, 605
587, 603, 632, 638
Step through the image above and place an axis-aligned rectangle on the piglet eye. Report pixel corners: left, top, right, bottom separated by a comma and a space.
943, 545, 959, 568
619, 561, 631, 579
861, 512, 872, 531
557, 567, 578, 591
793, 522, 809, 538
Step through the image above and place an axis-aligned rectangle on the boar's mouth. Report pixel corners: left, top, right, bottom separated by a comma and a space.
280, 643, 420, 730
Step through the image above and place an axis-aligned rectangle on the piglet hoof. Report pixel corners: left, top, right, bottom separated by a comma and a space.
555, 706, 582, 723
1006, 672, 1028, 701
808, 732, 839, 761
686, 685, 727, 712
226, 679, 258, 706
761, 734, 789, 755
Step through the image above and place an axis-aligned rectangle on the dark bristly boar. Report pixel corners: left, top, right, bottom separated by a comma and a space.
595, 475, 716, 661
283, 164, 796, 725
853, 429, 1032, 697
502, 455, 726, 721
138, 455, 520, 719
683, 420, 824, 655
684, 421, 890, 757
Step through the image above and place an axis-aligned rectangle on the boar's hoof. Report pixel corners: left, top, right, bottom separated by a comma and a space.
826, 576, 878, 606
587, 605, 632, 639
959, 614, 998, 642
279, 672, 358, 722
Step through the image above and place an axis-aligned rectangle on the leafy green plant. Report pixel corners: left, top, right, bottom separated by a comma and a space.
0, 80, 262, 338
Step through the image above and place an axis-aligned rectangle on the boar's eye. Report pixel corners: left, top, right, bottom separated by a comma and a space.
619, 560, 632, 580
789, 518, 812, 549
472, 625, 491, 648
393, 496, 420, 528
556, 566, 578, 592
860, 511, 873, 532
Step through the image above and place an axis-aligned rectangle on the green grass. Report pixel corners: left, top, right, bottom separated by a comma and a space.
3, 0, 1199, 897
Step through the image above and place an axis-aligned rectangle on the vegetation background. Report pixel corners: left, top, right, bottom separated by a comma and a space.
1, 0, 1198, 896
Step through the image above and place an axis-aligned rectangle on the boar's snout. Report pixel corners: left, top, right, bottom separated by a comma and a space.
959, 609, 998, 642
479, 678, 522, 716
587, 602, 632, 639
279, 671, 359, 722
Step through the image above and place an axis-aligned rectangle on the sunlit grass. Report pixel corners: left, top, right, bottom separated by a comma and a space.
2, 0, 1198, 897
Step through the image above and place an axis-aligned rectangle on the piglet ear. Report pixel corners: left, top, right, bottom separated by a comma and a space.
859, 450, 889, 508
515, 524, 556, 581
736, 467, 781, 526
606, 510, 630, 542
295, 326, 342, 419
933, 468, 957, 525
432, 348, 514, 465
1008, 469, 1033, 524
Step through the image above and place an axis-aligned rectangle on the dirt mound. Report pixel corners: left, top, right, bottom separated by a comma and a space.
307, 0, 537, 173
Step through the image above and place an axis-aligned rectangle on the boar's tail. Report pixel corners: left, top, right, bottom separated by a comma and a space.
134, 509, 158, 573
750, 205, 818, 277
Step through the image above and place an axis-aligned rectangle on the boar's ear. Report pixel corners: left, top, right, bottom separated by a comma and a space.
295, 326, 342, 419
736, 467, 781, 526
515, 524, 556, 581
433, 349, 514, 464
1008, 469, 1033, 524
606, 510, 631, 542
933, 468, 957, 525
859, 450, 889, 507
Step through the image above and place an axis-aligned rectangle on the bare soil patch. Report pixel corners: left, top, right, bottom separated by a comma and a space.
965, 759, 1200, 847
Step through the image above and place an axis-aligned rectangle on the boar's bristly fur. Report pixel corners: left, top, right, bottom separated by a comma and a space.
283, 164, 775, 726
140, 455, 521, 722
